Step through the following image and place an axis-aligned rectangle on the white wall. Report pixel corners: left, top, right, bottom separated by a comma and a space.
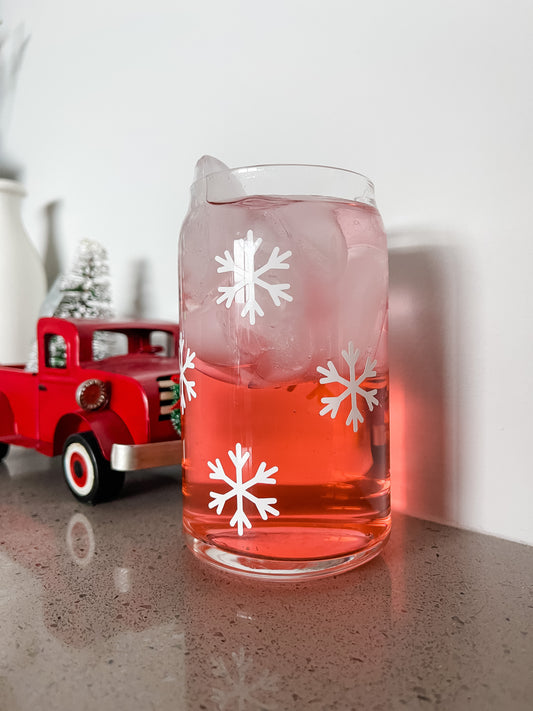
1, 0, 532, 544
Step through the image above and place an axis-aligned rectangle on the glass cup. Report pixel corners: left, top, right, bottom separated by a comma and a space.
178, 161, 390, 580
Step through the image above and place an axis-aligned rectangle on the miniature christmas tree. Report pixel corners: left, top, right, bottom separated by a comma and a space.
169, 375, 181, 437
56, 239, 113, 320
26, 239, 114, 370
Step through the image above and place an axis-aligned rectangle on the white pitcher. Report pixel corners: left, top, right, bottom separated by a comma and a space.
0, 179, 46, 364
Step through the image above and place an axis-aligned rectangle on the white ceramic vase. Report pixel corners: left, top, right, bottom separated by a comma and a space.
0, 179, 46, 364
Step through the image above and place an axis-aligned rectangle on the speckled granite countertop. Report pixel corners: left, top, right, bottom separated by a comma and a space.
0, 448, 531, 711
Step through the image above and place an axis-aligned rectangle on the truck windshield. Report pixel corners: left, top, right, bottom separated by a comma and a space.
92, 330, 175, 360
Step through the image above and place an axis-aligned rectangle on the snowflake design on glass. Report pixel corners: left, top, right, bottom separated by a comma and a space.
316, 342, 379, 432
215, 229, 292, 325
179, 332, 196, 412
208, 443, 279, 536
211, 647, 279, 711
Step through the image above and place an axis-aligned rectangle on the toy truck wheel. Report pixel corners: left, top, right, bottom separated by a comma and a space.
62, 432, 125, 504
0, 442, 9, 461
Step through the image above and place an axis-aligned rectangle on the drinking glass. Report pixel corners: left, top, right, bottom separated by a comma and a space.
178, 160, 390, 580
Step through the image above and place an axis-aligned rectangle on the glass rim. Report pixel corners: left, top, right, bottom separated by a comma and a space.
191, 162, 374, 188
190, 163, 376, 207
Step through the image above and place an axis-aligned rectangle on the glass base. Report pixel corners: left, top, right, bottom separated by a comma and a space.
185, 530, 389, 581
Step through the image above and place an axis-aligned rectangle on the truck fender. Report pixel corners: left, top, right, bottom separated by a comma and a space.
54, 410, 134, 461
0, 392, 15, 437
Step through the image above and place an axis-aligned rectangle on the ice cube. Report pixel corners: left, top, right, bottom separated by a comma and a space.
276, 199, 348, 295
194, 155, 230, 181
244, 198, 350, 384
337, 244, 388, 362
180, 204, 214, 311
250, 306, 314, 387
184, 297, 261, 370
335, 202, 386, 250
180, 198, 256, 311
182, 196, 310, 383
194, 155, 245, 202
220, 213, 307, 384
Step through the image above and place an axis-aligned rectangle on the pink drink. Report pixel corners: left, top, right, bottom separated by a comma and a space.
182, 367, 389, 561
179, 172, 390, 579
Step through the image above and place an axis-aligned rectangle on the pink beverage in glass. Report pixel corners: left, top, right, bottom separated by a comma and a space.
179, 162, 389, 580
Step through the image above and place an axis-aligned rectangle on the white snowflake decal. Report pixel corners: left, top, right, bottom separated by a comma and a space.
179, 332, 196, 412
316, 342, 379, 432
215, 229, 292, 325
211, 647, 278, 711
208, 443, 279, 536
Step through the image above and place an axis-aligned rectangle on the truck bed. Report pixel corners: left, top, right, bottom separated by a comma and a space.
0, 365, 39, 441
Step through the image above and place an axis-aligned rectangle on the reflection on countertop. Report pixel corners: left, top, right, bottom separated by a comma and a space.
0, 447, 532, 711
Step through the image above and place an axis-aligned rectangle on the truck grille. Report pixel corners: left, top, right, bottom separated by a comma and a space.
157, 375, 177, 421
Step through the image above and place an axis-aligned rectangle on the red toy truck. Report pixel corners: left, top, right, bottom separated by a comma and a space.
0, 317, 182, 503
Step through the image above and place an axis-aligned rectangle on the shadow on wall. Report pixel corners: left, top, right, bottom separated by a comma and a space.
125, 258, 153, 319
43, 200, 63, 287
0, 25, 30, 181
388, 229, 463, 525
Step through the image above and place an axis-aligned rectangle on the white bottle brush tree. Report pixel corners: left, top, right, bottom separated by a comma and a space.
26, 239, 114, 370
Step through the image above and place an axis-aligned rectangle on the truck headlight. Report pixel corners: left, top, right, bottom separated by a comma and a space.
75, 379, 110, 411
